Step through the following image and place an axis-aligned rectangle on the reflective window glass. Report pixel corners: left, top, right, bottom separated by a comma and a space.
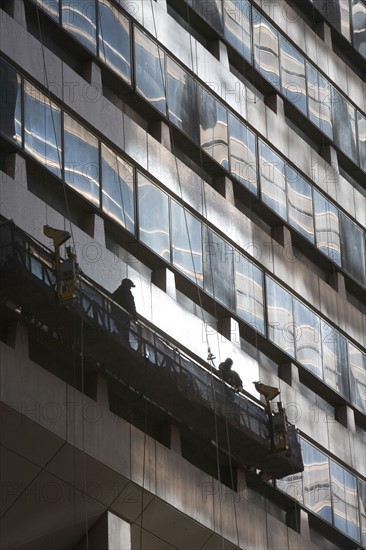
266, 277, 295, 357
352, 1, 366, 57
62, 0, 96, 53
199, 86, 228, 169
332, 89, 357, 163
280, 37, 307, 115
64, 114, 99, 205
330, 461, 360, 541
167, 57, 199, 144
321, 321, 349, 398
172, 201, 203, 285
332, 0, 351, 41
253, 10, 280, 89
203, 227, 234, 308
34, 0, 60, 21
0, 59, 22, 144
101, 144, 134, 233
294, 299, 322, 378
223, 0, 251, 62
138, 174, 170, 261
302, 439, 332, 522
259, 141, 287, 220
286, 167, 315, 243
348, 342, 366, 413
340, 213, 366, 286
24, 81, 61, 177
313, 190, 341, 266
307, 64, 333, 139
276, 471, 303, 504
98, 0, 131, 83
360, 480, 366, 547
358, 111, 366, 172
235, 253, 264, 334
190, 0, 223, 33
228, 113, 257, 194
134, 28, 166, 115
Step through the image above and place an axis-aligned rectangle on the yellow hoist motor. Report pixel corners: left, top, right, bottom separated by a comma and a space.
43, 225, 77, 302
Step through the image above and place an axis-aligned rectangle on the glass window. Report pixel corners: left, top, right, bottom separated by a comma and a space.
34, 0, 60, 22
313, 190, 341, 266
98, 0, 131, 83
228, 113, 257, 194
276, 471, 303, 504
199, 86, 228, 169
330, 461, 360, 541
359, 480, 366, 548
62, 0, 97, 53
266, 277, 295, 357
64, 114, 99, 205
190, 0, 223, 33
166, 57, 199, 144
302, 439, 332, 522
332, 89, 357, 163
293, 299, 322, 378
172, 201, 203, 285
24, 81, 62, 177
352, 1, 366, 57
0, 59, 22, 144
321, 321, 349, 399
286, 167, 315, 243
235, 253, 264, 334
253, 10, 280, 89
134, 28, 166, 115
101, 144, 134, 233
138, 174, 170, 261
307, 63, 333, 139
340, 213, 366, 286
330, 0, 351, 41
280, 37, 307, 115
358, 111, 366, 172
203, 227, 234, 308
223, 0, 251, 62
259, 141, 287, 220
348, 342, 366, 413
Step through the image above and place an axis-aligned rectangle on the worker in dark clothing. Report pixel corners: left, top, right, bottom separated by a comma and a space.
218, 358, 243, 392
111, 278, 137, 346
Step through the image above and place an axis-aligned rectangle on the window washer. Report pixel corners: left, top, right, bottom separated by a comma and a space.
111, 278, 138, 346
218, 358, 243, 392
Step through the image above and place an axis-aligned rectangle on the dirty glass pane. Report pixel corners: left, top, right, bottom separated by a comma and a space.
167, 57, 199, 144
203, 227, 234, 309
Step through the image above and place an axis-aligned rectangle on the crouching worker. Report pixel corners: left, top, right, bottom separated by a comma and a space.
111, 278, 138, 347
218, 358, 243, 392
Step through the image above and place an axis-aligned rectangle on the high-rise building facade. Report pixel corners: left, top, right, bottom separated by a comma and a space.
0, 0, 365, 548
